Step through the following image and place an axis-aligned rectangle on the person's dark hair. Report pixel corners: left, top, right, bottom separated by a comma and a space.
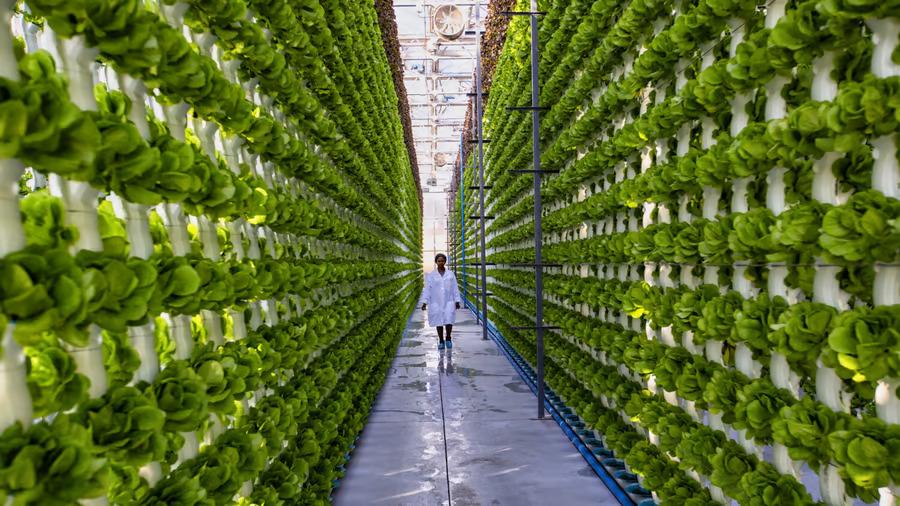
435, 253, 447, 262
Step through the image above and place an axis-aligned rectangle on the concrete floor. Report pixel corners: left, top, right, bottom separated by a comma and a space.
333, 309, 620, 506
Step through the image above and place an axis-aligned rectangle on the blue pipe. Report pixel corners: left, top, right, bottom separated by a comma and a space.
464, 301, 638, 506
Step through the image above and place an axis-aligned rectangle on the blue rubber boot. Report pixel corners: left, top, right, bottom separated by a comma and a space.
446, 341, 453, 349
438, 342, 445, 351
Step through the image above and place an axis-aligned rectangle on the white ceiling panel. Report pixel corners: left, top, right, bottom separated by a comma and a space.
395, 6, 427, 36
436, 125, 459, 138
410, 107, 431, 120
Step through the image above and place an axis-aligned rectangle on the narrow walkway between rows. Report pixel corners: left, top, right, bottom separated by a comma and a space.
333, 308, 619, 506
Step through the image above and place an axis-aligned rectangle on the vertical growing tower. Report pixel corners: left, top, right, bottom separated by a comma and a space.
453, 0, 900, 504
0, 0, 421, 503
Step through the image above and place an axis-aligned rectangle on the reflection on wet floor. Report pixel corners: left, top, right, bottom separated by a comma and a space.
333, 308, 620, 506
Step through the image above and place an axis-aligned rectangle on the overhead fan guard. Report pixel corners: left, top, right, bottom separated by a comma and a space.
432, 4, 466, 40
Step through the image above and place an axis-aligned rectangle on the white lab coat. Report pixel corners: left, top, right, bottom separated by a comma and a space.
420, 269, 462, 327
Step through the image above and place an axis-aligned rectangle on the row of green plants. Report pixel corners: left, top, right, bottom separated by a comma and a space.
4, 189, 410, 352
489, 288, 814, 505
453, 0, 899, 503
491, 268, 898, 499
2, 46, 405, 257
487, 0, 894, 234
1, 273, 417, 504
486, 188, 898, 306
21, 0, 419, 248
2, 0, 422, 504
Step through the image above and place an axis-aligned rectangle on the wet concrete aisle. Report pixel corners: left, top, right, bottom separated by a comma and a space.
332, 308, 620, 506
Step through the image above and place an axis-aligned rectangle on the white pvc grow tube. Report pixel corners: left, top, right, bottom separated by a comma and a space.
806, 42, 856, 506
239, 148, 267, 331
224, 140, 250, 341
111, 75, 160, 389
47, 29, 114, 506
761, 5, 801, 408
216, 51, 253, 341
868, 18, 900, 79
52, 35, 108, 401
257, 158, 281, 329
734, 343, 763, 379
0, 0, 34, 432
156, 112, 195, 361
157, 2, 225, 468
769, 351, 802, 398
868, 18, 900, 269
17, 16, 45, 187
191, 117, 225, 346
0, 327, 32, 432
873, 217, 900, 433
0, 1, 25, 257
869, 129, 898, 459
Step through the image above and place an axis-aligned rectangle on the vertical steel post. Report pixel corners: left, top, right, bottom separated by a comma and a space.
459, 132, 466, 302
470, 109, 480, 320
529, 0, 545, 419
470, 116, 479, 314
449, 211, 454, 273
475, 0, 489, 341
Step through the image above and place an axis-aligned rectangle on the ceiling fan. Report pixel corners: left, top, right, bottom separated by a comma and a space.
432, 4, 466, 40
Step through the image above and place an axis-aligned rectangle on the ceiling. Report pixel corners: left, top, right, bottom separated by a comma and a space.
394, 1, 485, 268
393, 1, 486, 193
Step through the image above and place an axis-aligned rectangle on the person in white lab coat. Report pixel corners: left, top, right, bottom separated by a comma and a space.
420, 253, 462, 351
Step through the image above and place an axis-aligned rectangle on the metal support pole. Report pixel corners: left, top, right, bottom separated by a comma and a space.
470, 117, 481, 319
448, 212, 455, 273
453, 215, 457, 270
529, 0, 545, 419
475, 0, 489, 341
459, 132, 466, 303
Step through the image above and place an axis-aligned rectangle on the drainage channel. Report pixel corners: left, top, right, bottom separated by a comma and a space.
437, 354, 453, 505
